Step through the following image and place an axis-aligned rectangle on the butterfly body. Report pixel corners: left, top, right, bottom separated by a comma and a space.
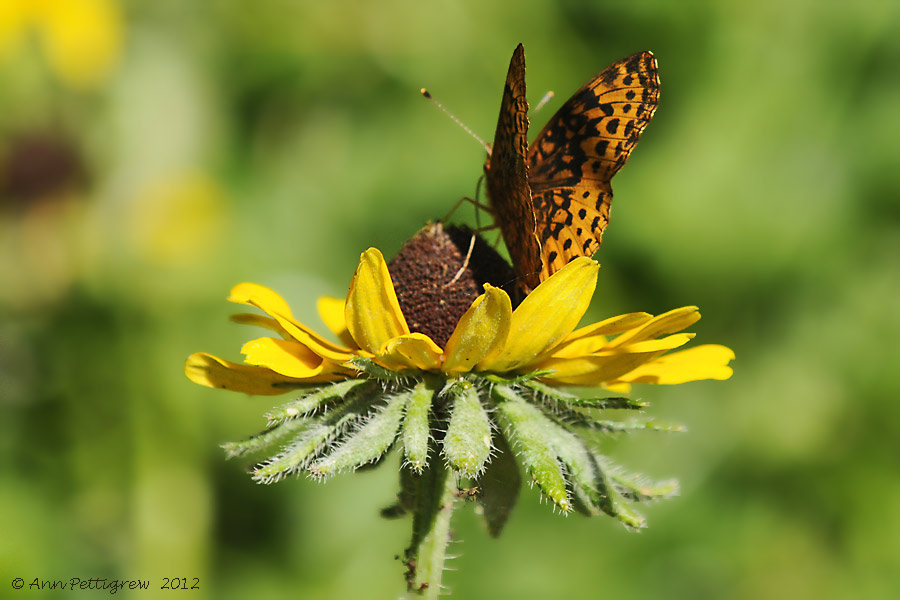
484, 44, 660, 292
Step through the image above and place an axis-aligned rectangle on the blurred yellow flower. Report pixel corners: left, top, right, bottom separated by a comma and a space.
0, 0, 123, 89
129, 172, 227, 266
186, 248, 733, 393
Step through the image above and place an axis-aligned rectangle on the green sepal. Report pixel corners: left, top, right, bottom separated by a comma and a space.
443, 381, 492, 478
380, 459, 422, 519
598, 456, 680, 503
586, 453, 647, 529
476, 430, 521, 537
251, 423, 341, 483
527, 429, 650, 529
484, 370, 554, 386
308, 392, 407, 478
409, 458, 447, 550
250, 386, 378, 483
349, 356, 416, 380
538, 403, 601, 430
537, 402, 665, 432
584, 419, 687, 434
379, 503, 406, 519
522, 379, 579, 401
537, 413, 607, 511
399, 460, 420, 515
265, 378, 372, 424
569, 476, 603, 517
402, 379, 435, 473
579, 397, 648, 410
492, 384, 570, 512
524, 380, 645, 410
221, 418, 309, 458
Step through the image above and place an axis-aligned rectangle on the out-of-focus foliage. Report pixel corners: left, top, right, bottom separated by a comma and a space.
1, 1, 898, 598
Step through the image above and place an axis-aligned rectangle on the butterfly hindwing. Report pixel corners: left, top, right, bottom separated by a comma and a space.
484, 43, 543, 292
528, 51, 660, 279
531, 183, 612, 275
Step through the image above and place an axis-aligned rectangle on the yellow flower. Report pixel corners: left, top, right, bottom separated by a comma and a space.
185, 248, 733, 392
187, 235, 735, 532
0, 0, 123, 89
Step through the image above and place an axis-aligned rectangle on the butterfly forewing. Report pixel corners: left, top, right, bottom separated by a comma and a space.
528, 51, 660, 279
484, 43, 543, 292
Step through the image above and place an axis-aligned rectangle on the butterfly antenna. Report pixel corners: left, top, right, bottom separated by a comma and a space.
445, 232, 477, 288
420, 88, 491, 153
533, 90, 554, 113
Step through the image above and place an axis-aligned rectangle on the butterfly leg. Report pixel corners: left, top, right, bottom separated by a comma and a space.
442, 195, 492, 222
442, 195, 467, 222
442, 176, 492, 223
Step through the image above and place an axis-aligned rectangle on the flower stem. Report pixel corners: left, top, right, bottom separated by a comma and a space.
406, 458, 458, 598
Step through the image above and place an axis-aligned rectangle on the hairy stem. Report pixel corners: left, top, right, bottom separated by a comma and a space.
406, 459, 457, 598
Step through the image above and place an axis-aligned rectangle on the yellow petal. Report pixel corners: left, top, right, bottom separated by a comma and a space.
567, 312, 654, 339
228, 282, 295, 319
443, 285, 512, 373
478, 257, 599, 372
607, 306, 701, 348
604, 381, 632, 394
266, 312, 355, 362
535, 333, 696, 385
378, 333, 443, 371
345, 248, 410, 353
537, 351, 663, 386
230, 313, 288, 337
612, 344, 735, 385
546, 312, 653, 359
227, 282, 354, 361
185, 352, 327, 395
317, 296, 356, 348
240, 337, 328, 378
614, 332, 695, 354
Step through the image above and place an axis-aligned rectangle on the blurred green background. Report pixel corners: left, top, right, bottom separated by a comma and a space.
2, 0, 898, 598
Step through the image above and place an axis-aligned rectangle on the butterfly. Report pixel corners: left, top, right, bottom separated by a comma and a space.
484, 44, 660, 293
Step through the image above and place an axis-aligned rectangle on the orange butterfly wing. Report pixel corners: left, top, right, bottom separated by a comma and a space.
484, 43, 543, 293
528, 51, 660, 279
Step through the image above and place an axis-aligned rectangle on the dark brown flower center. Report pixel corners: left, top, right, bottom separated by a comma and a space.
388, 222, 519, 347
